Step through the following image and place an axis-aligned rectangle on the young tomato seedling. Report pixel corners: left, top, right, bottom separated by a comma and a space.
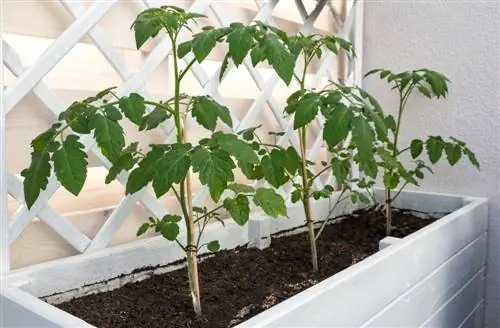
21, 6, 292, 317
363, 68, 480, 235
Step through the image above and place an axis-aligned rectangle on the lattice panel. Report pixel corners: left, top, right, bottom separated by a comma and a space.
1, 0, 362, 271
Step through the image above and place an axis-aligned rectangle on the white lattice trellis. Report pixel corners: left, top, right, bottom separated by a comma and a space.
0, 0, 363, 274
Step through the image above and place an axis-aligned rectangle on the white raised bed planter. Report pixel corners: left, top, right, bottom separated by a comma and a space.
1, 190, 488, 328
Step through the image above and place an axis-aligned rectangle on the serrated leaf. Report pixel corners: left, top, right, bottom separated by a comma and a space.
139, 106, 171, 131
219, 53, 230, 81
384, 115, 397, 132
213, 132, 259, 167
291, 189, 301, 203
293, 93, 321, 129
250, 45, 265, 66
332, 157, 350, 185
104, 105, 123, 121
152, 143, 192, 197
119, 93, 146, 125
207, 240, 220, 252
227, 183, 255, 194
263, 34, 295, 85
253, 188, 287, 218
323, 106, 354, 148
192, 147, 235, 202
162, 214, 182, 223
426, 136, 444, 164
352, 116, 375, 162
445, 143, 461, 166
126, 147, 164, 194
191, 28, 224, 62
90, 113, 125, 163
463, 147, 480, 169
191, 96, 232, 131
177, 41, 192, 58
224, 195, 250, 226
227, 26, 254, 65
52, 135, 88, 196
418, 86, 432, 98
365, 109, 388, 142
283, 146, 301, 175
383, 172, 400, 189
261, 150, 288, 188
137, 223, 150, 236
410, 139, 424, 159
161, 222, 180, 241
105, 142, 139, 184
21, 150, 51, 209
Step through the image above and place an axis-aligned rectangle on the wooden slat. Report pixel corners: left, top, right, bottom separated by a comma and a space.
362, 233, 487, 327
236, 197, 488, 327
1, 29, 10, 274
2, 1, 334, 52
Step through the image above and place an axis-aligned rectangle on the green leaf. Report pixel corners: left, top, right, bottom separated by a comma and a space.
131, 11, 163, 49
463, 147, 480, 169
223, 195, 250, 226
263, 34, 295, 85
365, 109, 388, 142
253, 188, 287, 218
410, 139, 423, 159
384, 115, 397, 132
52, 135, 88, 196
227, 26, 254, 65
418, 86, 432, 98
104, 105, 122, 121
191, 96, 232, 131
207, 240, 220, 252
177, 41, 192, 58
119, 93, 146, 125
192, 147, 235, 202
426, 136, 445, 164
352, 116, 375, 162
219, 53, 230, 81
161, 222, 180, 241
227, 183, 255, 194
323, 106, 354, 148
137, 223, 150, 236
445, 143, 461, 165
105, 142, 139, 184
261, 150, 288, 188
21, 150, 52, 209
139, 105, 171, 131
90, 113, 125, 164
153, 143, 192, 197
250, 45, 265, 66
191, 28, 225, 62
291, 189, 301, 203
293, 93, 321, 129
332, 157, 350, 185
213, 132, 259, 167
383, 172, 400, 189
126, 147, 164, 194
162, 214, 182, 223
283, 146, 301, 175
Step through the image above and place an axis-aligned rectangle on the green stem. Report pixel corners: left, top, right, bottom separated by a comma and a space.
179, 58, 197, 81
171, 33, 202, 317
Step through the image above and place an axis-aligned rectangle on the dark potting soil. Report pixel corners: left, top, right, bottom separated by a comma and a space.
56, 207, 438, 328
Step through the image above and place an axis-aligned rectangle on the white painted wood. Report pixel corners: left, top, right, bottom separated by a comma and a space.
0, 23, 10, 275
248, 216, 271, 250
236, 193, 488, 327
2, 190, 490, 328
0, 284, 95, 328
379, 236, 401, 250
5, 1, 117, 113
419, 269, 485, 328
458, 301, 484, 328
363, 233, 487, 327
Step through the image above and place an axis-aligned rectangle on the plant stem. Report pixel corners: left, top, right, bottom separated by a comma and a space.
172, 35, 202, 316
384, 86, 411, 235
298, 53, 318, 272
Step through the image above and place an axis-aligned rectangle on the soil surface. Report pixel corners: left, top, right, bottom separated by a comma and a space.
56, 207, 438, 328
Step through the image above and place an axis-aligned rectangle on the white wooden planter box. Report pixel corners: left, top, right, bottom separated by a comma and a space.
1, 190, 488, 328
